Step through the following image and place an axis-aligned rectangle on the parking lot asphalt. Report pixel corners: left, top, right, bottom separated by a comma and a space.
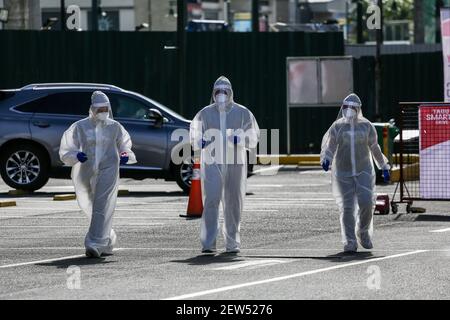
0, 166, 449, 300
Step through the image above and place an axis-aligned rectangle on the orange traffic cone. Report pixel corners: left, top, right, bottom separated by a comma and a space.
180, 161, 203, 219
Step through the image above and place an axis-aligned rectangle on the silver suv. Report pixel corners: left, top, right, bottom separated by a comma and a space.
0, 83, 195, 193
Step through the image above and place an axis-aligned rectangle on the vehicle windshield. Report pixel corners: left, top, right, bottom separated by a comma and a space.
128, 91, 188, 121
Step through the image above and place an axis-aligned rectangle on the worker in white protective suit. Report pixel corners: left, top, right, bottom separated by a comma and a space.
320, 93, 390, 253
190, 76, 260, 254
59, 91, 136, 258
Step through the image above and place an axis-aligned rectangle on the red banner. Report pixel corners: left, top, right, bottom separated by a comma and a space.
419, 106, 450, 150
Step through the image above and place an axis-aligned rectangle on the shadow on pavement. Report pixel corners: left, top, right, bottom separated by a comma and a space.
241, 251, 376, 263
119, 191, 186, 198
414, 214, 450, 222
36, 257, 116, 269
173, 251, 376, 266
171, 253, 244, 266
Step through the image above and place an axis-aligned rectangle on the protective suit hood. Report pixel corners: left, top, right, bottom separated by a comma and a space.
89, 91, 114, 123
211, 76, 234, 112
336, 93, 364, 122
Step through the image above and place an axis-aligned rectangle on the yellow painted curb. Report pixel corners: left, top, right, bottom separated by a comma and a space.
258, 154, 320, 165
298, 161, 321, 166
118, 189, 129, 196
8, 189, 32, 196
0, 201, 17, 207
391, 163, 419, 182
392, 154, 419, 165
53, 194, 76, 201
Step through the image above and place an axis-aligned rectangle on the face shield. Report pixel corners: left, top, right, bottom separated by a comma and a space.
337, 94, 363, 121
90, 91, 113, 121
211, 76, 234, 112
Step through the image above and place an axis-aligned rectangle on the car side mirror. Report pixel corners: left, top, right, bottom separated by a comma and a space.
148, 108, 164, 128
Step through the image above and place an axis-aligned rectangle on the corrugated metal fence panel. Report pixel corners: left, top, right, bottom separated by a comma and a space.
381, 51, 443, 121
0, 31, 179, 111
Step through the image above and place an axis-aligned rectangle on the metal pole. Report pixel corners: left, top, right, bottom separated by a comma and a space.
223, 0, 229, 23
177, 0, 187, 115
60, 0, 66, 31
399, 104, 404, 202
375, 0, 383, 116
286, 60, 291, 155
356, 0, 363, 43
436, 0, 444, 43
345, 0, 349, 42
91, 0, 98, 31
252, 0, 259, 32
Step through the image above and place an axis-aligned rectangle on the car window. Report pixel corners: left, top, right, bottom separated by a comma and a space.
16, 92, 92, 115
14, 97, 42, 113
109, 93, 152, 120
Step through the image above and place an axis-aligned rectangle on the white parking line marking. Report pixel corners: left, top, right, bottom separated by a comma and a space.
0, 216, 180, 220
0, 247, 86, 250
248, 184, 283, 187
0, 223, 164, 228
251, 165, 284, 175
0, 208, 79, 212
211, 259, 290, 271
429, 228, 450, 233
164, 250, 427, 300
0, 249, 124, 269
0, 254, 85, 269
247, 198, 334, 201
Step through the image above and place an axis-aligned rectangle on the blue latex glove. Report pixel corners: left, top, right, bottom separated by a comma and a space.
198, 140, 206, 149
229, 135, 240, 144
77, 152, 88, 163
383, 169, 390, 183
322, 159, 330, 172
120, 152, 129, 165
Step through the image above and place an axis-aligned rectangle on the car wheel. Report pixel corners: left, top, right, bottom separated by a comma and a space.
174, 156, 193, 194
0, 144, 50, 191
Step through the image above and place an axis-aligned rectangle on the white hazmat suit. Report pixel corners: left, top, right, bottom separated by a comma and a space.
320, 94, 390, 252
59, 91, 136, 257
190, 76, 260, 253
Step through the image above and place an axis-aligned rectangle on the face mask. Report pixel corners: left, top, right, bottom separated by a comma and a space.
343, 108, 356, 119
216, 93, 227, 104
96, 112, 109, 121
